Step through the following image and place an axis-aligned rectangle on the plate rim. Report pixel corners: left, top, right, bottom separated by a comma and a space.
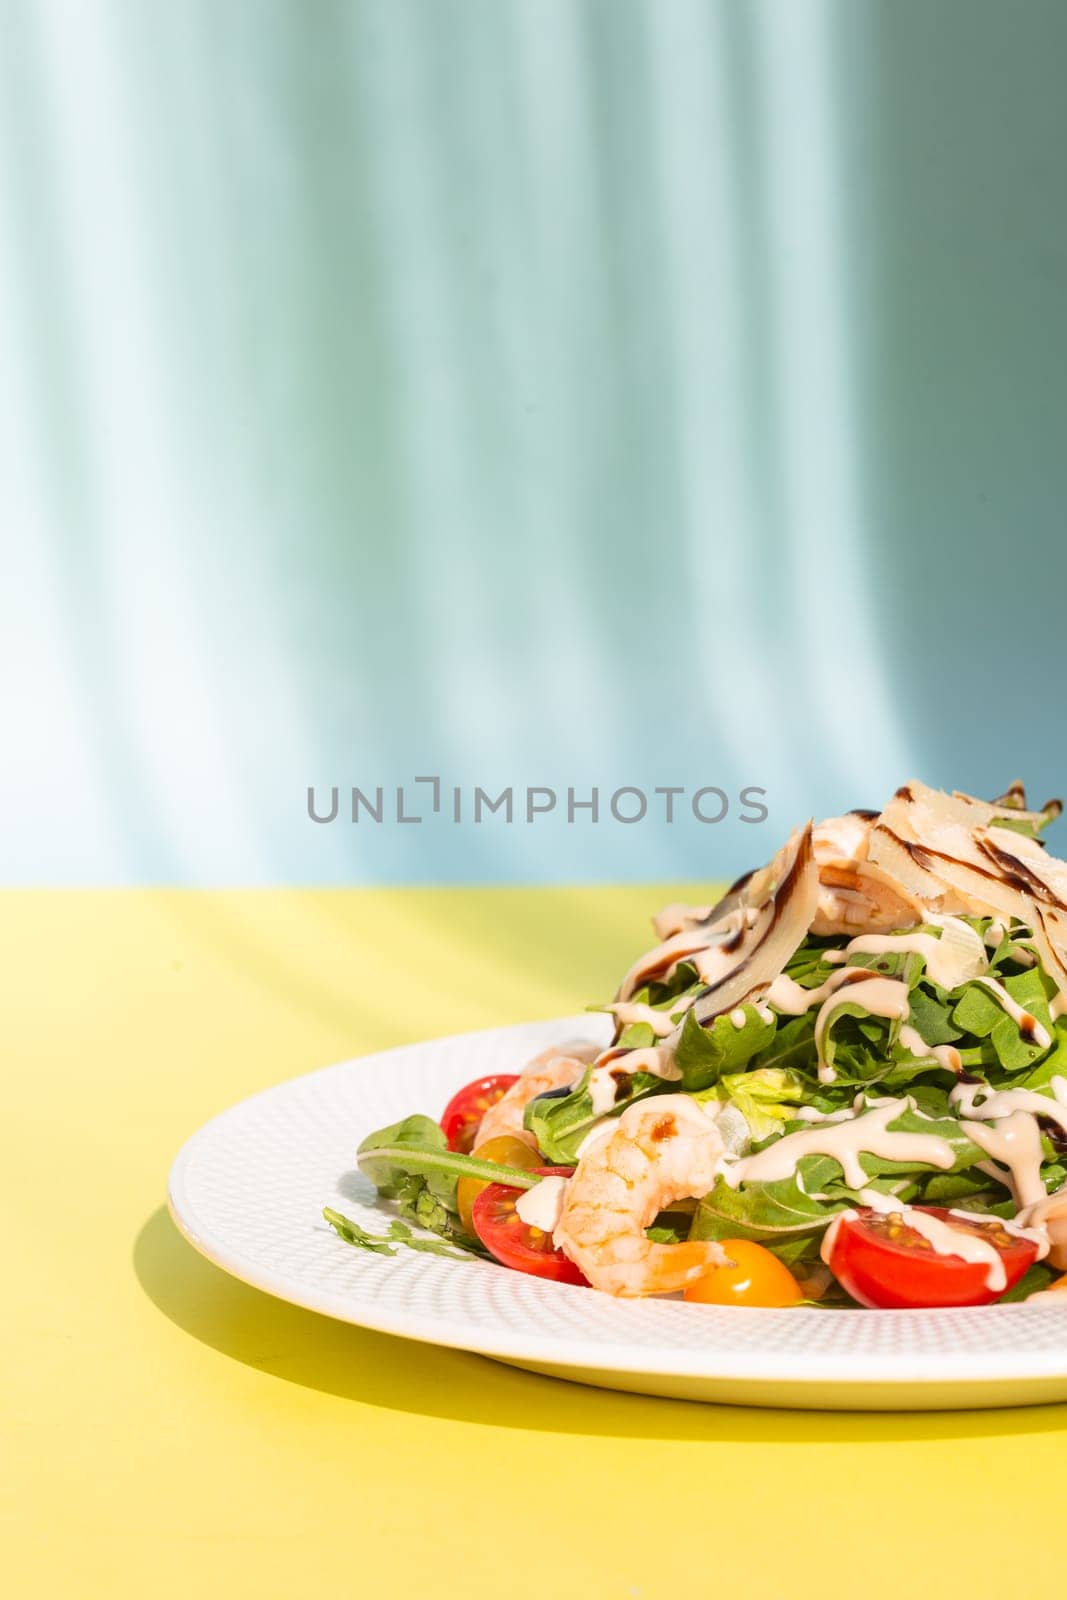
167, 1013, 1067, 1391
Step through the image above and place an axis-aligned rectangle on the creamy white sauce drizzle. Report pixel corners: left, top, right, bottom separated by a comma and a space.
971, 976, 1051, 1049
766, 945, 1048, 1085
950, 1077, 1067, 1215
791, 1104, 858, 1123
722, 1096, 955, 1191
951, 1075, 1067, 1135
958, 1112, 1048, 1209
813, 977, 911, 1083
852, 1186, 909, 1210
607, 999, 689, 1038
839, 919, 985, 990
515, 1175, 569, 1235
587, 1067, 621, 1117
898, 1023, 963, 1075
903, 1207, 1007, 1289
729, 1007, 747, 1030
765, 969, 860, 1015
594, 1044, 681, 1083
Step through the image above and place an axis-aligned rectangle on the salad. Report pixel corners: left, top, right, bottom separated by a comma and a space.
327, 779, 1067, 1309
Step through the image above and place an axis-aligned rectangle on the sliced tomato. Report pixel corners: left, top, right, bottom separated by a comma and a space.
826, 1205, 1038, 1309
440, 1073, 519, 1154
471, 1166, 588, 1285
456, 1135, 542, 1234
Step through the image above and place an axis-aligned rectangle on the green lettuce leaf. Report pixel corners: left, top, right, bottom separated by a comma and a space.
697, 1066, 807, 1139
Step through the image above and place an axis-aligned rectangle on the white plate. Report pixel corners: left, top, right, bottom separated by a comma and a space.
169, 1013, 1067, 1410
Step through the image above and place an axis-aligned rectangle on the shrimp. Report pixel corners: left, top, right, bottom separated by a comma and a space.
475, 1039, 600, 1149
553, 1097, 728, 1296
811, 810, 924, 936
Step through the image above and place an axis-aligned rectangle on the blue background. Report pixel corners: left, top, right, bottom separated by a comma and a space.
3, 0, 1066, 884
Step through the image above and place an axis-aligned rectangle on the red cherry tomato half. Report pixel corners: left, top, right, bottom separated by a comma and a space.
471, 1166, 588, 1285
440, 1073, 519, 1154
826, 1206, 1038, 1309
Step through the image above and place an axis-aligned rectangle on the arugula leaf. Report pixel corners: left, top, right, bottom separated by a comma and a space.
323, 1208, 480, 1261
896, 1082, 953, 1118
823, 1042, 946, 1092
322, 1209, 402, 1255
783, 941, 848, 988
356, 1115, 541, 1204
988, 930, 1041, 975
357, 1115, 457, 1202
818, 995, 900, 1081
690, 1155, 849, 1243
903, 984, 962, 1046
692, 1099, 986, 1248
919, 1169, 1002, 1204
674, 1004, 776, 1091
354, 1116, 541, 1253
1020, 1020, 1067, 1092
765, 1232, 826, 1269
388, 1174, 489, 1245
523, 1067, 666, 1163
845, 1102, 984, 1177
999, 1261, 1059, 1301
950, 969, 1053, 1074
750, 1013, 818, 1075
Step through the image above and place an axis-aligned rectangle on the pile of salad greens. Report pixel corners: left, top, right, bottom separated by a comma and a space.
598, 920, 1066, 1300
327, 780, 1067, 1306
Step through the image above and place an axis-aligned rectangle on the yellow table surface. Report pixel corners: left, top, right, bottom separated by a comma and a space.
4, 888, 1065, 1600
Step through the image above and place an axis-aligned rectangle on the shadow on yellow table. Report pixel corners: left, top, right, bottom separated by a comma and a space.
134, 1205, 1067, 1446
8, 891, 1067, 1599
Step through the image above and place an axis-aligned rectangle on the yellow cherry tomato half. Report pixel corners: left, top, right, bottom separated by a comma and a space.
683, 1239, 804, 1307
456, 1135, 541, 1236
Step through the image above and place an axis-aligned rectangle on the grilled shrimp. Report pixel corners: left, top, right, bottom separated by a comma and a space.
553, 1097, 728, 1295
475, 1040, 600, 1149
811, 809, 924, 936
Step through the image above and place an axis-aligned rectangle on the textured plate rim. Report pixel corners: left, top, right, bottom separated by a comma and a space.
167, 1014, 1067, 1391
